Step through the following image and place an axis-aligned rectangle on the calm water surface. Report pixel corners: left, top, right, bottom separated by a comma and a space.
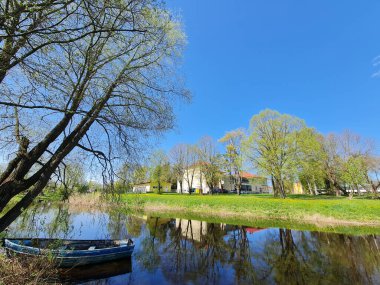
7, 203, 380, 285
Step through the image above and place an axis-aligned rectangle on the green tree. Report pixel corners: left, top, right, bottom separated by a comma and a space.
60, 162, 86, 200
219, 129, 244, 195
132, 166, 149, 185
297, 128, 326, 195
149, 150, 171, 194
244, 109, 305, 198
341, 156, 367, 198
115, 164, 136, 194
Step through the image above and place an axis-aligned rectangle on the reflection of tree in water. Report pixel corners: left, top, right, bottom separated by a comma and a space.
106, 208, 129, 240
159, 219, 231, 285
8, 203, 73, 238
257, 229, 380, 285
47, 205, 71, 238
125, 216, 143, 237
309, 232, 380, 285
226, 226, 261, 284
135, 217, 173, 272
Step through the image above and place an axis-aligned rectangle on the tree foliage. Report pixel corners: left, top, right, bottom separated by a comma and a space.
297, 128, 326, 195
0, 0, 188, 230
219, 129, 244, 195
149, 150, 170, 194
244, 109, 305, 198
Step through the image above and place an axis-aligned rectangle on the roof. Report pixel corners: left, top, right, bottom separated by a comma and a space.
245, 227, 265, 234
240, 171, 261, 179
133, 182, 150, 187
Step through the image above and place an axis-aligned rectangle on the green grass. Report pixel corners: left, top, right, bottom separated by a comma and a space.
120, 193, 380, 235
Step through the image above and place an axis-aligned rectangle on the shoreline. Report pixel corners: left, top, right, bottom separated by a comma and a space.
120, 193, 380, 235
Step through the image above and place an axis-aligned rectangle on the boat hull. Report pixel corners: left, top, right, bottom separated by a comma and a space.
4, 238, 135, 267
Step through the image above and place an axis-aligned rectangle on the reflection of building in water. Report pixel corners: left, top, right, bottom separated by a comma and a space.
176, 219, 265, 242
220, 223, 237, 232
176, 219, 208, 242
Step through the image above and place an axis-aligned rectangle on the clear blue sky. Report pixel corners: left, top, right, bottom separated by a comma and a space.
161, 0, 380, 151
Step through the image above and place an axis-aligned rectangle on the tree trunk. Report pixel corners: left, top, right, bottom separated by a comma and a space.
371, 184, 379, 197
313, 182, 318, 196
199, 172, 203, 195
271, 176, 279, 197
356, 185, 361, 196
279, 179, 286, 199
0, 77, 114, 226
0, 170, 52, 232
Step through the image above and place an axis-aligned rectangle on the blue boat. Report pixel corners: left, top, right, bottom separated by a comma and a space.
3, 238, 135, 267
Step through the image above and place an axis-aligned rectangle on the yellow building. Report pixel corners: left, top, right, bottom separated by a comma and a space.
293, 182, 304, 194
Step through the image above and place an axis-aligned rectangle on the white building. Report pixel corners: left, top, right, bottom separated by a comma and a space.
176, 219, 208, 242
132, 183, 151, 193
177, 166, 214, 194
132, 182, 172, 193
177, 166, 270, 194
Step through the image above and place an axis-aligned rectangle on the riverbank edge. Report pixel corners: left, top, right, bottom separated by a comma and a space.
120, 194, 380, 235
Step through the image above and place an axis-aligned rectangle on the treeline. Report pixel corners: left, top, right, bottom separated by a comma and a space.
117, 109, 379, 198
116, 136, 237, 195
42, 162, 104, 200
243, 109, 379, 198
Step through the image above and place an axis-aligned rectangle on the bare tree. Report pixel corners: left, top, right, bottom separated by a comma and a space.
183, 144, 197, 195
0, 0, 152, 84
170, 144, 187, 194
0, 0, 188, 230
196, 136, 221, 194
364, 156, 380, 197
321, 131, 375, 197
320, 134, 346, 196
339, 131, 375, 197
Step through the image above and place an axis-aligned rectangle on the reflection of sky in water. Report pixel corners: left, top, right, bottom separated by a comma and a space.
7, 204, 380, 285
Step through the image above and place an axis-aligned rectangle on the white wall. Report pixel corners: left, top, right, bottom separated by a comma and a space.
132, 184, 150, 193
177, 167, 211, 194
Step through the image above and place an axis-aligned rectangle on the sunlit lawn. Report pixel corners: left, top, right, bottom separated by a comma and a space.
121, 193, 380, 234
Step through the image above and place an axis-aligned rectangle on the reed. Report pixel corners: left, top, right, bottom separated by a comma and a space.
0, 254, 60, 285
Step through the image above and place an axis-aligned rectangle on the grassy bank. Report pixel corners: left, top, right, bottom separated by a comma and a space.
0, 254, 59, 285
121, 193, 380, 235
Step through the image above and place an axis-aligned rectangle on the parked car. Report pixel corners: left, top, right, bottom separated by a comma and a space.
211, 188, 228, 194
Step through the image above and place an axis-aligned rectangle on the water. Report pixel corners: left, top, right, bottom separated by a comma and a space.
6, 203, 380, 285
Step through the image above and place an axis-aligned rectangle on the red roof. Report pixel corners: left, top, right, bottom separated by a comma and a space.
245, 227, 264, 234
240, 171, 260, 179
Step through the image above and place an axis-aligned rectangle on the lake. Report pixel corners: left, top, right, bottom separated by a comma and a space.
6, 203, 380, 284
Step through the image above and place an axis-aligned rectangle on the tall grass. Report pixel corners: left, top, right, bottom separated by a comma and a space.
0, 254, 59, 285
